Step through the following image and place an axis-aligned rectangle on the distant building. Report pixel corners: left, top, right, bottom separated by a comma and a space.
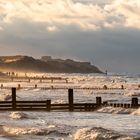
41, 56, 52, 62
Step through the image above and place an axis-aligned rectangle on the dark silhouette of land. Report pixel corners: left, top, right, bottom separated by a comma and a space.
0, 55, 102, 73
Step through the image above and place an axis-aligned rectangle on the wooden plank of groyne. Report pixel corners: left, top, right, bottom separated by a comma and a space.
0, 101, 12, 103
16, 104, 46, 107
0, 105, 12, 107
0, 108, 13, 111
51, 107, 69, 110
51, 104, 69, 106
16, 101, 47, 103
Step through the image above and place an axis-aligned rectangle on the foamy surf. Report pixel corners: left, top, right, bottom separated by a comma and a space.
32, 89, 40, 91
52, 100, 66, 104
0, 125, 68, 137
131, 108, 140, 115
0, 74, 140, 139
9, 112, 29, 119
97, 107, 134, 114
0, 125, 44, 136
124, 90, 140, 97
97, 106, 140, 115
0, 93, 11, 101
73, 127, 134, 140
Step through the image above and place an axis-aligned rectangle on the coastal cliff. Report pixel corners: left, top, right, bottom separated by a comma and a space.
0, 55, 102, 73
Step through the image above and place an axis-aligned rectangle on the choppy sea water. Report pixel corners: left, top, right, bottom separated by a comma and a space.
0, 73, 140, 139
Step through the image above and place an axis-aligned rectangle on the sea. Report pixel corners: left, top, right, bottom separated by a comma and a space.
0, 73, 140, 140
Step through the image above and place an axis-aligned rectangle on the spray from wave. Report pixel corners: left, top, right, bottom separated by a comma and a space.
73, 127, 134, 140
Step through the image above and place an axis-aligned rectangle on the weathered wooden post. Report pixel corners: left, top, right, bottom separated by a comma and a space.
128, 104, 131, 108
12, 88, 16, 110
103, 101, 108, 106
1, 84, 3, 89
131, 97, 138, 108
28, 79, 30, 83
103, 85, 108, 90
68, 89, 74, 111
114, 103, 117, 107
121, 85, 124, 89
105, 70, 107, 76
35, 84, 37, 88
96, 97, 102, 107
17, 84, 21, 89
46, 100, 51, 111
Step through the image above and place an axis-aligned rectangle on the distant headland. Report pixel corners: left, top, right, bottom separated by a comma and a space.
0, 55, 102, 73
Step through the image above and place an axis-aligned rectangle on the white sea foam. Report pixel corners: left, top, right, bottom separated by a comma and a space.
0, 123, 70, 138
24, 88, 30, 91
97, 107, 140, 116
33, 89, 40, 91
0, 73, 140, 139
52, 100, 66, 104
73, 127, 133, 140
97, 107, 134, 114
47, 125, 56, 128
9, 112, 28, 119
124, 90, 140, 96
131, 108, 140, 115
0, 93, 11, 101
0, 125, 43, 136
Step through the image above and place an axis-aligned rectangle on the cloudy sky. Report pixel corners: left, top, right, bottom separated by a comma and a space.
0, 0, 140, 73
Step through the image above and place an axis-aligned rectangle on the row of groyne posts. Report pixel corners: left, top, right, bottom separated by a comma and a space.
0, 88, 139, 111
10, 76, 69, 83
0, 84, 125, 90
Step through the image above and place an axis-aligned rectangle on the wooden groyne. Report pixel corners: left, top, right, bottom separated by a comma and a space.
10, 76, 69, 83
0, 88, 139, 111
0, 84, 125, 90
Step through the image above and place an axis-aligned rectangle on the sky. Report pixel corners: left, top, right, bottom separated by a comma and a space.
0, 0, 140, 74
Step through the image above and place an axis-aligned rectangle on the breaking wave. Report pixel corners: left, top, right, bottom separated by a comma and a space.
0, 125, 43, 136
9, 112, 29, 119
124, 90, 140, 97
131, 108, 140, 115
0, 125, 69, 138
97, 107, 140, 115
73, 127, 134, 140
0, 93, 11, 101
52, 100, 66, 104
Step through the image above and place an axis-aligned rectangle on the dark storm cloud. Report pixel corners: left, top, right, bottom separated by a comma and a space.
0, 19, 140, 73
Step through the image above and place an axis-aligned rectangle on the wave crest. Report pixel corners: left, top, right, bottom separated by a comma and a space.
9, 112, 29, 119
73, 127, 133, 140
